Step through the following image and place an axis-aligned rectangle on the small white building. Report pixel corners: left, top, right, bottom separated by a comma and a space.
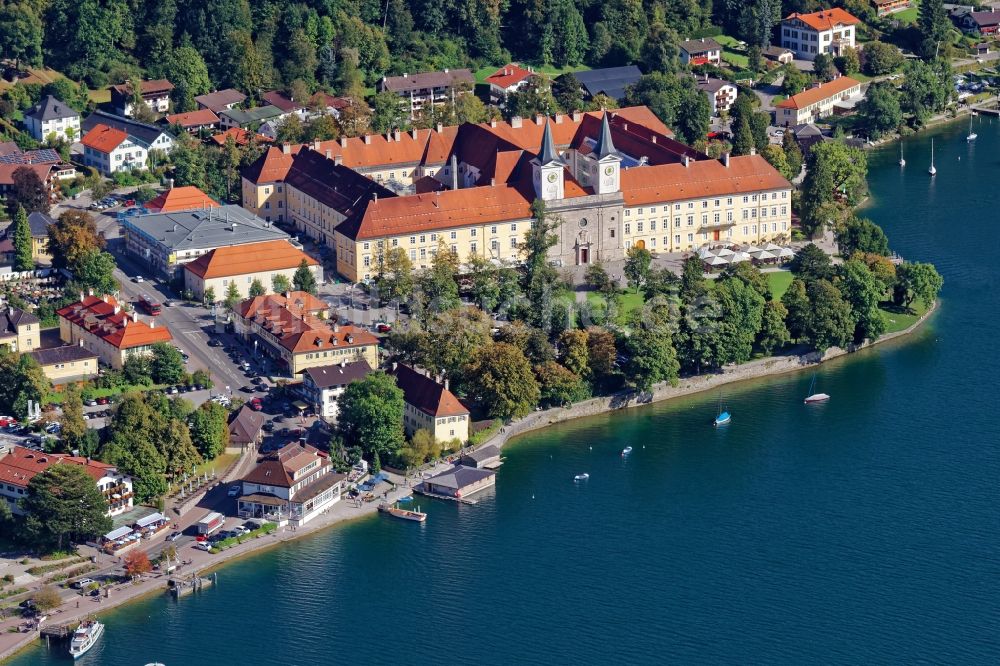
695, 77, 738, 116
781, 9, 860, 61
81, 123, 149, 175
484, 63, 536, 105
679, 38, 723, 66
23, 95, 80, 143
301, 360, 373, 421
775, 76, 863, 126
238, 442, 344, 526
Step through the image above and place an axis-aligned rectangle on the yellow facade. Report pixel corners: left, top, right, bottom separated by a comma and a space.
184, 265, 321, 303
37, 356, 99, 384
402, 403, 469, 442
58, 318, 158, 369
289, 344, 378, 376
0, 321, 39, 353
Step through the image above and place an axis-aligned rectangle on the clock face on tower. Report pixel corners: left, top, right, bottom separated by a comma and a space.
604, 165, 615, 176
546, 172, 558, 183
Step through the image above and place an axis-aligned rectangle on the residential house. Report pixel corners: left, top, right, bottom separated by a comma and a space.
871, 0, 912, 17
233, 291, 379, 376
209, 127, 274, 147
389, 363, 470, 442
301, 360, 373, 421
237, 441, 345, 526
574, 66, 644, 101
228, 405, 264, 453
261, 91, 302, 115
29, 344, 100, 384
679, 38, 723, 65
120, 204, 290, 279
763, 46, 795, 64
182, 239, 321, 302
164, 109, 220, 134
377, 69, 475, 119
421, 465, 496, 499
956, 9, 1000, 34
143, 185, 219, 214
110, 80, 174, 117
57, 293, 172, 368
23, 95, 80, 143
695, 76, 738, 116
308, 92, 352, 118
0, 306, 40, 352
781, 9, 860, 61
6, 211, 56, 263
219, 105, 285, 131
194, 89, 247, 113
790, 123, 828, 154
0, 164, 59, 202
81, 124, 149, 175
0, 445, 133, 516
485, 63, 537, 105
82, 111, 176, 157
0, 238, 13, 265
775, 76, 863, 126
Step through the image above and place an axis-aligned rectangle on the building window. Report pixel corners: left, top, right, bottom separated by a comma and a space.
363, 242, 370, 250
471, 228, 477, 237
509, 238, 517, 248
610, 228, 615, 238
637, 222, 643, 232
420, 235, 426, 243
410, 236, 415, 244
687, 233, 693, 242
491, 226, 497, 234
510, 223, 517, 231
450, 231, 457, 240
624, 223, 630, 234
625, 209, 631, 216
470, 242, 477, 254
430, 234, 437, 241
687, 215, 693, 226
392, 238, 398, 247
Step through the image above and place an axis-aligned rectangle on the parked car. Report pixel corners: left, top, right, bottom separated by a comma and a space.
227, 484, 241, 497
208, 339, 223, 347
71, 578, 94, 590
166, 531, 182, 542
193, 542, 212, 552
195, 384, 206, 391
133, 276, 144, 283
231, 526, 250, 536
97, 397, 109, 405
85, 399, 98, 407
376, 322, 392, 333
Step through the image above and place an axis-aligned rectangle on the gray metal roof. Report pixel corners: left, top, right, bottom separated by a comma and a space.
82, 111, 175, 147
573, 66, 643, 100
462, 445, 501, 463
25, 95, 78, 122
26, 212, 54, 237
426, 465, 495, 490
194, 89, 247, 112
123, 205, 289, 252
221, 105, 284, 125
305, 360, 373, 389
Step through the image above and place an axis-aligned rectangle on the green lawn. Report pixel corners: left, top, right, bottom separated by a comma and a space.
771, 94, 787, 106
585, 290, 646, 323
170, 453, 239, 493
766, 271, 794, 300
713, 35, 751, 68
879, 300, 929, 334
474, 63, 591, 84
893, 2, 920, 24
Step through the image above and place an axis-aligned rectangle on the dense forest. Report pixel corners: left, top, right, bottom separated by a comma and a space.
0, 0, 887, 100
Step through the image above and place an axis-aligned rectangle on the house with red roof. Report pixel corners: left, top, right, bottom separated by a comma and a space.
485, 63, 538, 105
389, 363, 470, 443
0, 445, 133, 516
781, 9, 861, 60
143, 185, 219, 214
775, 76, 863, 126
164, 108, 220, 134
81, 123, 149, 175
57, 293, 172, 369
233, 291, 378, 376
182, 239, 320, 302
237, 441, 344, 526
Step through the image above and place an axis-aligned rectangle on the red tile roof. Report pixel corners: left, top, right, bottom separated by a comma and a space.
237, 292, 378, 355
242, 442, 328, 487
145, 186, 219, 213
164, 108, 220, 127
776, 76, 861, 110
486, 63, 536, 89
57, 295, 172, 350
209, 127, 273, 147
184, 240, 317, 279
0, 445, 117, 489
261, 90, 300, 113
81, 124, 127, 153
620, 154, 791, 206
390, 364, 469, 417
784, 8, 861, 31
0, 163, 52, 187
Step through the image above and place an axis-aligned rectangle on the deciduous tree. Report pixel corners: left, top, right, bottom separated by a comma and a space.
894, 261, 943, 309
757, 300, 790, 354
465, 342, 540, 419
9, 165, 50, 215
150, 342, 185, 385
805, 279, 854, 350
624, 246, 652, 292
336, 371, 406, 464
838, 259, 886, 342
248, 279, 266, 298
535, 360, 588, 406
123, 550, 152, 577
23, 465, 112, 552
59, 382, 88, 452
189, 401, 229, 459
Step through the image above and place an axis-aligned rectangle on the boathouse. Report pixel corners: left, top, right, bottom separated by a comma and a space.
423, 466, 495, 499
460, 445, 503, 470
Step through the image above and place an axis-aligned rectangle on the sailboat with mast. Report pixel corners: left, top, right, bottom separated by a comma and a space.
928, 138, 937, 176
967, 113, 977, 142
899, 142, 905, 167
713, 394, 731, 426
804, 374, 830, 404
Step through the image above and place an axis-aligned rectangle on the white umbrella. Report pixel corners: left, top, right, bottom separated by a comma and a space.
705, 255, 728, 266
775, 247, 795, 258
750, 249, 777, 261
697, 246, 714, 259
715, 247, 735, 257
743, 245, 762, 254
729, 251, 751, 263
764, 242, 783, 252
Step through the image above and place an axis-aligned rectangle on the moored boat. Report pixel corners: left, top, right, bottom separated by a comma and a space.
713, 411, 731, 427
69, 620, 104, 659
621, 446, 633, 456
804, 374, 830, 404
574, 473, 589, 482
378, 502, 427, 522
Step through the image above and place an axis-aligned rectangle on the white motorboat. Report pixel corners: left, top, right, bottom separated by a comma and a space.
621, 446, 633, 456
899, 142, 905, 167
69, 620, 104, 659
574, 473, 589, 482
804, 374, 831, 404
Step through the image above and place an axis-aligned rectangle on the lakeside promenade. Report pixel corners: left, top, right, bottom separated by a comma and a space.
0, 300, 937, 663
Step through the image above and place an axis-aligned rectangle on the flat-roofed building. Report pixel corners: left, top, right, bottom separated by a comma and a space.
183, 239, 321, 302
120, 204, 291, 279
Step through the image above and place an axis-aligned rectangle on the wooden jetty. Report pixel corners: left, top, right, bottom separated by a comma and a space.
413, 485, 478, 505
167, 573, 217, 599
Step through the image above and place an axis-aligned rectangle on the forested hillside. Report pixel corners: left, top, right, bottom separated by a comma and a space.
4, 0, 876, 99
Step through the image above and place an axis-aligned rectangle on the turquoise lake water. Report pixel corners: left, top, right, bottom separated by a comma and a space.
12, 118, 1000, 664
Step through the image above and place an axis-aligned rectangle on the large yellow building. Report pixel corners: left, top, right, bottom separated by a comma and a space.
241, 108, 792, 283
57, 294, 173, 369
233, 292, 379, 376
0, 307, 40, 353
389, 363, 470, 443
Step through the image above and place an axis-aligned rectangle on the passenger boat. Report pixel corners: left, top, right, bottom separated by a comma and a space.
69, 620, 104, 659
804, 374, 831, 404
621, 446, 633, 456
574, 473, 589, 482
378, 502, 427, 522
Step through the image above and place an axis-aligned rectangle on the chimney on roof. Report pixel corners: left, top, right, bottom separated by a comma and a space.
340, 359, 346, 368
333, 322, 339, 332
312, 139, 321, 151
572, 112, 582, 122
511, 116, 522, 129
113, 305, 120, 315
436, 123, 443, 133
651, 135, 657, 144
411, 128, 418, 140
334, 154, 342, 166
79, 339, 84, 347
535, 114, 545, 126
444, 378, 450, 391
132, 312, 138, 322
79, 291, 85, 302
325, 149, 331, 159
555, 114, 563, 124
623, 122, 628, 131
282, 144, 291, 155
682, 154, 690, 167
150, 318, 155, 328
168, 178, 174, 189
385, 131, 392, 142
490, 118, 497, 128
392, 361, 398, 372
722, 152, 731, 167
364, 135, 371, 145
340, 136, 347, 148
750, 146, 757, 156
490, 177, 495, 186
444, 68, 449, 73
450, 154, 459, 190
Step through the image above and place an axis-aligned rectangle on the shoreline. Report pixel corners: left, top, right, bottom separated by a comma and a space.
865, 105, 981, 150
0, 301, 938, 664
486, 299, 938, 452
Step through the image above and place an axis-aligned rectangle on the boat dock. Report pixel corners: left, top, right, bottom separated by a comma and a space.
40, 623, 74, 640
167, 573, 216, 599
413, 485, 478, 505
970, 98, 1000, 116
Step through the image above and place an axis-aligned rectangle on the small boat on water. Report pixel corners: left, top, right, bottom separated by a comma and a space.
713, 393, 730, 427
69, 620, 104, 659
967, 114, 978, 142
899, 143, 905, 167
621, 446, 633, 456
804, 374, 831, 404
929, 138, 937, 176
574, 473, 589, 482
378, 502, 427, 522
